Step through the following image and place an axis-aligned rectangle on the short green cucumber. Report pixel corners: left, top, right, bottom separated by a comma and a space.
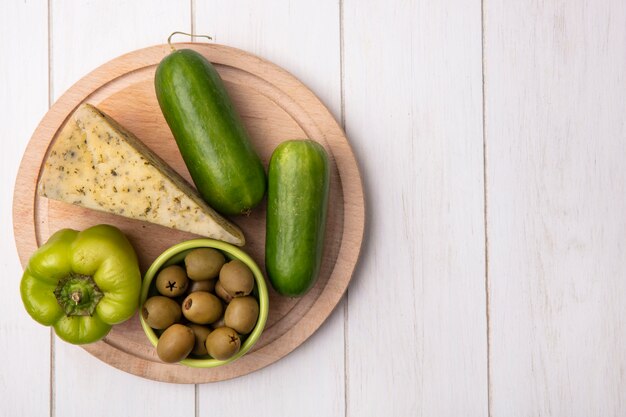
265, 140, 330, 297
155, 49, 266, 215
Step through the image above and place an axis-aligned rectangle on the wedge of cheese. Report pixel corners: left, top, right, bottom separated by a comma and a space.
38, 103, 245, 246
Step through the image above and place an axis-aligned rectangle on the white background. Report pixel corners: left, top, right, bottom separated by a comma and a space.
2, 1, 625, 416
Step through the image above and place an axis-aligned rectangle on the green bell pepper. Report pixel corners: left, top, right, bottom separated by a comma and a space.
20, 224, 141, 344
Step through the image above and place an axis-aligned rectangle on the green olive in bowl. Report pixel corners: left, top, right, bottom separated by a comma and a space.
225, 296, 259, 334
139, 239, 268, 368
214, 280, 233, 303
142, 296, 181, 329
188, 324, 212, 356
182, 291, 223, 324
157, 324, 195, 363
155, 265, 189, 297
205, 326, 241, 360
185, 248, 225, 281
219, 259, 254, 297
188, 279, 216, 294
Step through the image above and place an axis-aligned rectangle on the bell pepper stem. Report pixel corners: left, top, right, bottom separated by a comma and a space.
71, 291, 81, 304
54, 273, 104, 316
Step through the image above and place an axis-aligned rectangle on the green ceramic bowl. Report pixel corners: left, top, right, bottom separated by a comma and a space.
139, 239, 269, 368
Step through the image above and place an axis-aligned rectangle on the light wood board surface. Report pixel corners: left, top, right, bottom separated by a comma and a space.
13, 41, 364, 383
3, 0, 626, 416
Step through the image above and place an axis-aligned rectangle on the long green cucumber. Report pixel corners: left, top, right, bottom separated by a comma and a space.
155, 49, 266, 215
265, 140, 329, 297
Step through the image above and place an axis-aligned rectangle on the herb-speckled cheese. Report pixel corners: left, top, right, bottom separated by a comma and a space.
38, 103, 245, 246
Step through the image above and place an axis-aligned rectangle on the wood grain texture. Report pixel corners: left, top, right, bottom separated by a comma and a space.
194, 304, 346, 416
343, 0, 488, 415
194, 1, 345, 414
1, 2, 50, 416
49, 1, 194, 414
13, 42, 364, 383
195, 0, 342, 119
485, 1, 626, 416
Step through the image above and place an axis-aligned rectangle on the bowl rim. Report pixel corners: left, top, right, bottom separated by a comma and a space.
139, 238, 269, 368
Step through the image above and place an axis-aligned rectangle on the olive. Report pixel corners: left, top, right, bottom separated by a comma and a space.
142, 296, 181, 329
156, 324, 195, 363
182, 292, 223, 324
185, 248, 225, 281
211, 315, 225, 329
187, 279, 216, 294
188, 324, 212, 356
219, 260, 254, 297
224, 296, 259, 334
214, 280, 233, 303
155, 265, 189, 297
205, 326, 241, 360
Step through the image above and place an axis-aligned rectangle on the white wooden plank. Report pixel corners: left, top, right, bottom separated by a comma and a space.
343, 0, 488, 415
0, 1, 50, 415
51, 0, 191, 100
194, 0, 341, 120
50, 2, 195, 416
196, 304, 345, 417
194, 2, 345, 416
485, 1, 626, 416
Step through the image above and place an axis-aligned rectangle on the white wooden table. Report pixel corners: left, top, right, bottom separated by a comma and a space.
2, 1, 625, 416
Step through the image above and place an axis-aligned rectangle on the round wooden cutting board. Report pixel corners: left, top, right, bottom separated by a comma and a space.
12, 43, 364, 383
